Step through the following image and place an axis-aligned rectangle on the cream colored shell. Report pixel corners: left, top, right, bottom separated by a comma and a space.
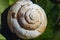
7, 0, 47, 39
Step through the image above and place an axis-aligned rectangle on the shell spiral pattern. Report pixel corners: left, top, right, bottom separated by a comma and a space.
7, 0, 47, 39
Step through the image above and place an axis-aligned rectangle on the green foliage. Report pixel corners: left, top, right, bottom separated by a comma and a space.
0, 0, 60, 40
0, 34, 6, 40
0, 0, 16, 24
0, 0, 8, 24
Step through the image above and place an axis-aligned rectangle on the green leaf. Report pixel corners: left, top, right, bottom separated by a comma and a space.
0, 0, 9, 24
0, 0, 16, 24
9, 0, 16, 5
0, 34, 6, 40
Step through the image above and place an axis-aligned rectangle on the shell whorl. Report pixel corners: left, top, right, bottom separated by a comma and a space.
17, 4, 42, 30
7, 0, 47, 39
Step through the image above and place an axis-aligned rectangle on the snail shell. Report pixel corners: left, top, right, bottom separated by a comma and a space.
7, 0, 47, 39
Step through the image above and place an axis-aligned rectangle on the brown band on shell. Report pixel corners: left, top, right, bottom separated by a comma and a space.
37, 26, 46, 33
17, 5, 25, 20
11, 12, 15, 18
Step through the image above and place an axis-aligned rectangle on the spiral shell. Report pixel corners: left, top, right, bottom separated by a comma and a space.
7, 0, 47, 39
